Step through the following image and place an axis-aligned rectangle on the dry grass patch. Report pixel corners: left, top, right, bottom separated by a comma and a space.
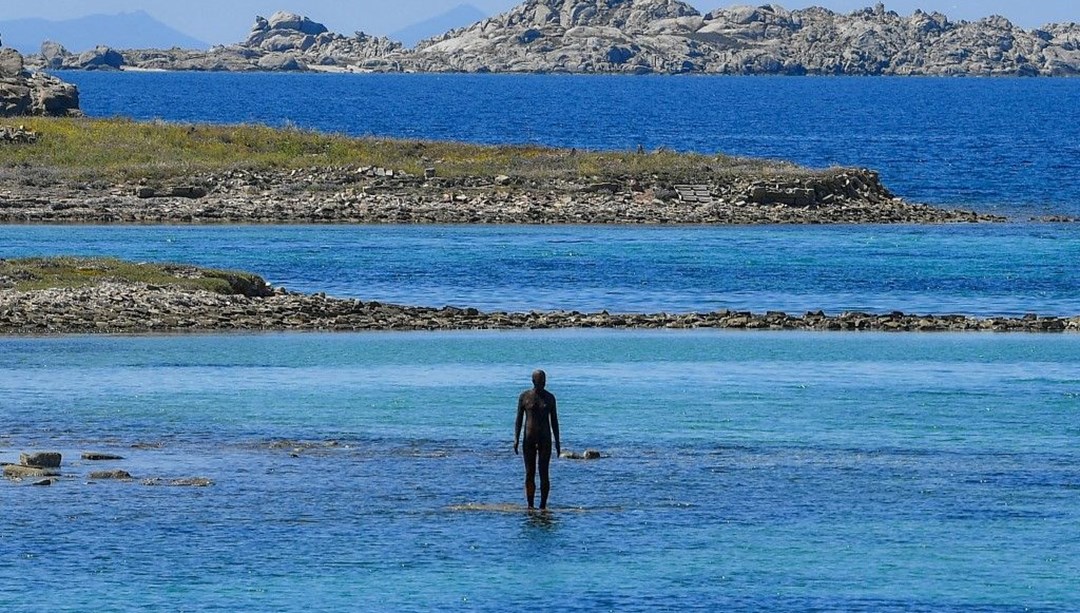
0, 117, 813, 184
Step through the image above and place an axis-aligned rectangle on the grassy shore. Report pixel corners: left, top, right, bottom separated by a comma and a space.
0, 117, 808, 184
0, 257, 269, 296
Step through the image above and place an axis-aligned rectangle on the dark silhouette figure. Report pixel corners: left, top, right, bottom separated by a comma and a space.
514, 369, 561, 509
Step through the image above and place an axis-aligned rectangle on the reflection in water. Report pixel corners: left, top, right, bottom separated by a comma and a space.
524, 509, 559, 532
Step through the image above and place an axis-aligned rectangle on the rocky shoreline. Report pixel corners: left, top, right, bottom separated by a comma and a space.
2, 279, 1077, 336
0, 165, 1003, 225
26, 4, 1080, 77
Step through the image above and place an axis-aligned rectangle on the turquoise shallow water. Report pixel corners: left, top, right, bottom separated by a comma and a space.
3, 330, 1079, 611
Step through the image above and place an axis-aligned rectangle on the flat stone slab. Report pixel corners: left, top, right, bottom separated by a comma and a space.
673, 184, 714, 204
4, 464, 60, 479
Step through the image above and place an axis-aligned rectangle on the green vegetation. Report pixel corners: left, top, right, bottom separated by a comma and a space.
0, 117, 806, 183
0, 257, 270, 296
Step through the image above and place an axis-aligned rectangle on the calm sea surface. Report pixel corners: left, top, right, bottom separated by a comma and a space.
3, 73, 1079, 611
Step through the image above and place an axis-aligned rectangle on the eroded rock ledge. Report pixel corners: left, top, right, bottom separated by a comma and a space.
2, 279, 1076, 336
0, 166, 1002, 225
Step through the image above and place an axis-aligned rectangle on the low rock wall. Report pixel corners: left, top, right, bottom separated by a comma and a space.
1, 283, 1076, 335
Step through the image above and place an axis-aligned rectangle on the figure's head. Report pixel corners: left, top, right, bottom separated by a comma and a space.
532, 369, 547, 390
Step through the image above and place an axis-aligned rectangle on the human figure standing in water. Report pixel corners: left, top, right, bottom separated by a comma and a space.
514, 369, 561, 510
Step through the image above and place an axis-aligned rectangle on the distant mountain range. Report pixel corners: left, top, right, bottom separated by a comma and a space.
0, 5, 488, 54
391, 4, 487, 48
0, 11, 208, 53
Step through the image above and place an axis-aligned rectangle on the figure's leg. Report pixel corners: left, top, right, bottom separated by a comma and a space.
523, 442, 537, 509
538, 442, 552, 509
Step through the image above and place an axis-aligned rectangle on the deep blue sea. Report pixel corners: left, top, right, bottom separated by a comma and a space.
3, 74, 1080, 611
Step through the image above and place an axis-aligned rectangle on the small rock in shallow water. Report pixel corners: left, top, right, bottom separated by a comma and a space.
89, 470, 133, 480
20, 452, 62, 468
4, 464, 60, 479
82, 452, 125, 461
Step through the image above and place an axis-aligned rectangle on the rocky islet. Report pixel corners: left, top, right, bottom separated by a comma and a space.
0, 164, 1003, 225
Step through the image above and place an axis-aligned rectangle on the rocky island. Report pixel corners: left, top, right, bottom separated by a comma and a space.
2, 257, 1078, 336
26, 2, 1080, 76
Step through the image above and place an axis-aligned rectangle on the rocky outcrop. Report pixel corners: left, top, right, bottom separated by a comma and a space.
21, 4, 1079, 75
412, 1, 1080, 75
413, 0, 708, 73
0, 48, 81, 116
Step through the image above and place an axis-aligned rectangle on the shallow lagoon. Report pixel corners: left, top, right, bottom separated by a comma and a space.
3, 330, 1078, 611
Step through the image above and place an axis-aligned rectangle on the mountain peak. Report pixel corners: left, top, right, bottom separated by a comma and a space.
0, 11, 208, 53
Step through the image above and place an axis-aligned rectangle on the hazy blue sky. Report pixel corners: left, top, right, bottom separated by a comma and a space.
2, 1, 1076, 44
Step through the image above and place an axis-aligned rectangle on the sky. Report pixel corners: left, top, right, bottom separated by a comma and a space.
0, 0, 1075, 45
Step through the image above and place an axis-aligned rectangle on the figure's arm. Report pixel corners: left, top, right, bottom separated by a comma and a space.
514, 393, 524, 455
550, 394, 560, 457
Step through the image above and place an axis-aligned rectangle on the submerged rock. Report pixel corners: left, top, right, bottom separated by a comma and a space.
89, 470, 134, 480
82, 452, 126, 461
142, 477, 214, 487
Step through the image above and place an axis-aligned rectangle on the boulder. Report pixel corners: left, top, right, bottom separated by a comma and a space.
40, 41, 70, 70
267, 11, 329, 36
76, 46, 124, 70
257, 53, 304, 71
27, 72, 81, 116
20, 451, 62, 468
0, 48, 25, 78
